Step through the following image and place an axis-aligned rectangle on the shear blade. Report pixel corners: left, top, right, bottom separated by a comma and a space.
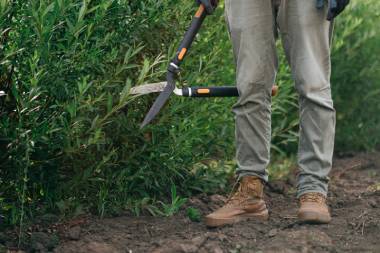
140, 80, 175, 128
130, 82, 167, 95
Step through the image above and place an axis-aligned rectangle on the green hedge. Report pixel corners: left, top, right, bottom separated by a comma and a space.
0, 0, 378, 226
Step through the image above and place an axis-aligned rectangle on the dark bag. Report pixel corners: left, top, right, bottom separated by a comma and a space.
316, 0, 350, 21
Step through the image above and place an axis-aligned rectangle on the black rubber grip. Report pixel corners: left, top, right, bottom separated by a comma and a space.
171, 6, 207, 67
182, 87, 239, 97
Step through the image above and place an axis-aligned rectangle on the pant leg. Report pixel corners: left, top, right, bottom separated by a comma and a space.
225, 0, 278, 182
277, 0, 336, 197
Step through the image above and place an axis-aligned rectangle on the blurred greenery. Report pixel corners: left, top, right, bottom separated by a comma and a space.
187, 207, 201, 222
0, 0, 378, 229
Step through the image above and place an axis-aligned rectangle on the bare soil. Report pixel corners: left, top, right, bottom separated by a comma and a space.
4, 153, 380, 253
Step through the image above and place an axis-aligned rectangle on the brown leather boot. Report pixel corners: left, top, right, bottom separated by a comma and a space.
298, 192, 331, 224
205, 176, 269, 227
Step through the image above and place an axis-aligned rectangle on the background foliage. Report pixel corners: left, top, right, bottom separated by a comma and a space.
0, 0, 379, 227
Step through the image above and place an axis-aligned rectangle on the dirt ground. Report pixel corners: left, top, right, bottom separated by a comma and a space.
3, 153, 380, 253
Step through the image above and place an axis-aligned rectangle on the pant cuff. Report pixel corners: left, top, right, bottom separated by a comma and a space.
236, 170, 268, 183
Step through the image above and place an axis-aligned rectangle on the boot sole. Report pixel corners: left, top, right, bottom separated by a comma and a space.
205, 209, 269, 228
298, 211, 331, 224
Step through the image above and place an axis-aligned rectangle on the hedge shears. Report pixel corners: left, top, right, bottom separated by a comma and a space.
138, 2, 278, 128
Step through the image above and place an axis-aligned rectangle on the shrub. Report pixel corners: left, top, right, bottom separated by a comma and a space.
0, 0, 378, 228
331, 1, 380, 151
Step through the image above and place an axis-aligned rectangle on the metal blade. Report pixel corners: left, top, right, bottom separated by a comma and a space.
130, 82, 167, 95
140, 79, 175, 128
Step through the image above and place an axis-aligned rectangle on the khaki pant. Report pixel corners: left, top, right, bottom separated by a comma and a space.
225, 0, 336, 197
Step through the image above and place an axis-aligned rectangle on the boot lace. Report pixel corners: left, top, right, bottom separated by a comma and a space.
300, 193, 326, 204
226, 179, 260, 206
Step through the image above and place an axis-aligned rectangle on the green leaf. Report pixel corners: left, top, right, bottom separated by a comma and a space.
186, 207, 201, 222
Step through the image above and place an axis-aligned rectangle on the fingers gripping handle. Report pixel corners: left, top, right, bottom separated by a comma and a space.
197, 0, 219, 14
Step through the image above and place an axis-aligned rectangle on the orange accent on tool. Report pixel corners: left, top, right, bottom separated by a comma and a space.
271, 85, 279, 97
195, 5, 205, 18
197, 89, 210, 94
178, 48, 187, 61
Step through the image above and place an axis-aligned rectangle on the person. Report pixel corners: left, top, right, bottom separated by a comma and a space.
197, 0, 350, 227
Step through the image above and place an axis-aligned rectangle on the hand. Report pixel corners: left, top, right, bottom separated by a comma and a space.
196, 0, 219, 15
327, 0, 350, 21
